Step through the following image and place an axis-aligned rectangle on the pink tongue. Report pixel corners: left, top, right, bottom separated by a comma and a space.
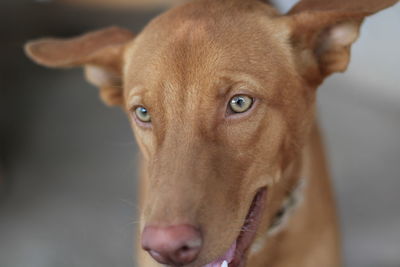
202, 241, 237, 267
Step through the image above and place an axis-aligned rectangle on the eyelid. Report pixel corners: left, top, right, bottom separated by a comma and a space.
126, 86, 146, 110
127, 98, 141, 112
225, 88, 257, 104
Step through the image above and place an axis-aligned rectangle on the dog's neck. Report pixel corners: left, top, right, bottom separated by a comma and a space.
268, 178, 306, 236
249, 177, 306, 257
247, 124, 341, 266
248, 126, 340, 267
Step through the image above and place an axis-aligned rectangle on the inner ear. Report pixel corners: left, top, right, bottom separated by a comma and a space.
84, 65, 124, 106
315, 20, 361, 76
321, 21, 360, 49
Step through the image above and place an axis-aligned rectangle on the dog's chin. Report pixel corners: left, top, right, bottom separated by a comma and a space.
202, 187, 268, 267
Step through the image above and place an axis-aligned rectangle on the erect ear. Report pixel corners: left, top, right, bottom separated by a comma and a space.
287, 0, 398, 84
25, 26, 134, 106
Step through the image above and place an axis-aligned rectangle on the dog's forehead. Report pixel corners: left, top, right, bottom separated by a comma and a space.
123, 0, 294, 106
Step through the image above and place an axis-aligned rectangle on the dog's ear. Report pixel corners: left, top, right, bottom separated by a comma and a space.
25, 26, 134, 106
287, 0, 398, 84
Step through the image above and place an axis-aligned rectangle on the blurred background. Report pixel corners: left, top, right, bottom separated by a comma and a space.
0, 0, 399, 266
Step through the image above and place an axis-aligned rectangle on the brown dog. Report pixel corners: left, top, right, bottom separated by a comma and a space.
25, 0, 398, 266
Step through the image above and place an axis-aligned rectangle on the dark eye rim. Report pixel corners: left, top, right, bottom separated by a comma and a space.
226, 94, 255, 115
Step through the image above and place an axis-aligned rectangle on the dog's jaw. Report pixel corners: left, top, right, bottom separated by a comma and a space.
202, 188, 268, 267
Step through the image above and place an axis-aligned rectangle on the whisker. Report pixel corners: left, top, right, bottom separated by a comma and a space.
119, 198, 141, 212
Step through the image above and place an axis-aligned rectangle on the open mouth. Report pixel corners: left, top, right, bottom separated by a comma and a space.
202, 187, 268, 267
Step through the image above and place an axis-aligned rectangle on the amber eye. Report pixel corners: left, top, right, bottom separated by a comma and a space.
135, 106, 151, 123
229, 95, 254, 113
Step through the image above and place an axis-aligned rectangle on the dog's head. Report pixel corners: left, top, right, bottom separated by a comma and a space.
25, 0, 397, 266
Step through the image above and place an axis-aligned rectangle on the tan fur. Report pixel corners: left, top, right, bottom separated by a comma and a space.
24, 0, 398, 266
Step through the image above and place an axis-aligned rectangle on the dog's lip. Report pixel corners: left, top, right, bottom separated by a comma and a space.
202, 187, 268, 267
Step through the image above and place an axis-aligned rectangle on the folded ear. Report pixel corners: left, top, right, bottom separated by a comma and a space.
287, 0, 398, 84
25, 26, 134, 106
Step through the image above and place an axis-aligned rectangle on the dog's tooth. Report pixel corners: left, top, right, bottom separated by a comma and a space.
221, 260, 228, 267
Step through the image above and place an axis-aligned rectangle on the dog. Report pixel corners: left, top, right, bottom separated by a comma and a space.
24, 0, 398, 266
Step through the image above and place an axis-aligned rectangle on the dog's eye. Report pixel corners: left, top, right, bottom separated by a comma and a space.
229, 95, 253, 113
135, 106, 151, 123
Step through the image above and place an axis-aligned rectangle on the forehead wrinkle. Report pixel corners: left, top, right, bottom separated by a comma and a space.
156, 78, 219, 150
152, 79, 190, 150
155, 24, 221, 123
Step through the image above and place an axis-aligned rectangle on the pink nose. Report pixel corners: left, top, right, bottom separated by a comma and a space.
141, 224, 202, 265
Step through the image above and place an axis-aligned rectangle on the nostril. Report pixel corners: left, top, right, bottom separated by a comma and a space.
141, 224, 202, 265
179, 244, 195, 255
174, 244, 201, 263
148, 250, 169, 264
177, 245, 191, 256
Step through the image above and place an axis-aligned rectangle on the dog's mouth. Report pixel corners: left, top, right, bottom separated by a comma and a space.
202, 187, 268, 267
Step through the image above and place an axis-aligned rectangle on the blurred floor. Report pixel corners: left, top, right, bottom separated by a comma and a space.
0, 1, 399, 267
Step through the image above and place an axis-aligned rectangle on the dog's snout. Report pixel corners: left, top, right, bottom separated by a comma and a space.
141, 224, 202, 265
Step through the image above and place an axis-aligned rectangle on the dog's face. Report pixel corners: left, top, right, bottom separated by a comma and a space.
124, 2, 305, 265
25, 0, 397, 266
125, 2, 314, 266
